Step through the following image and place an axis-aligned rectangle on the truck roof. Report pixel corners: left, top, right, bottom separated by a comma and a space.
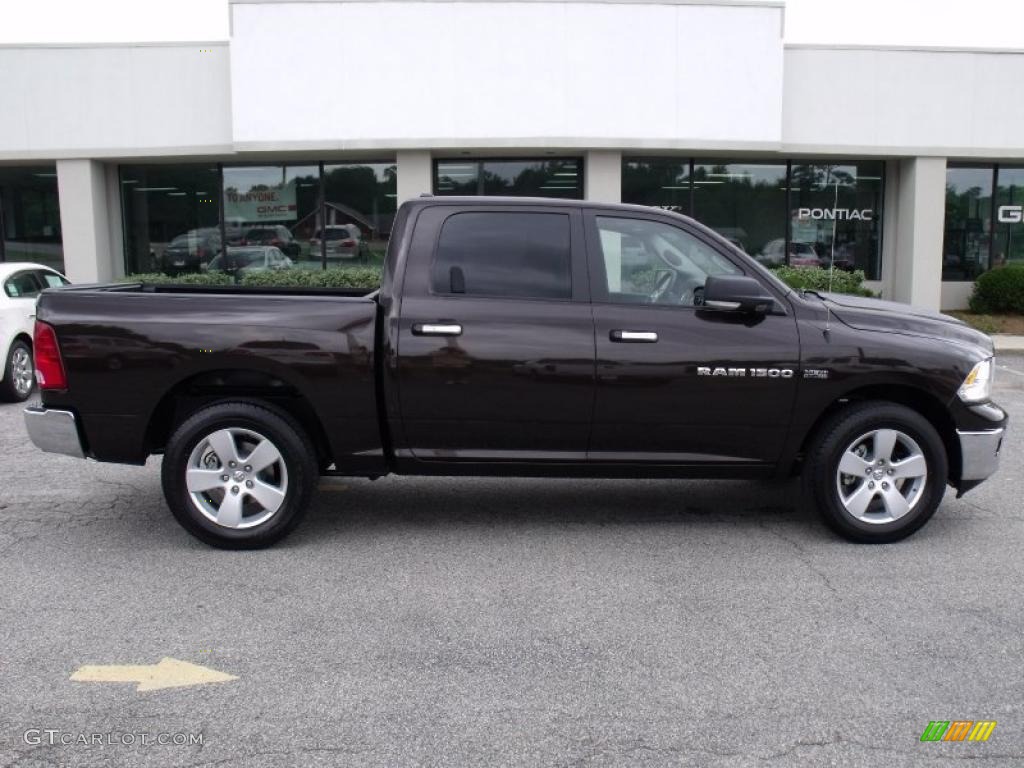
406, 195, 684, 218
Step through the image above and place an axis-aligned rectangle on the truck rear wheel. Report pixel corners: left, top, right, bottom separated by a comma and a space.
161, 402, 317, 549
805, 402, 948, 543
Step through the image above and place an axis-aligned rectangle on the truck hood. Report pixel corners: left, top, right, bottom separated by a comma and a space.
817, 292, 994, 355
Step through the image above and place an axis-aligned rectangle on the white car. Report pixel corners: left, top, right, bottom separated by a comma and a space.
1, 263, 70, 402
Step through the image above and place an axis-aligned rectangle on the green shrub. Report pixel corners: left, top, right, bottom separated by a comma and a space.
240, 267, 382, 290
122, 272, 234, 285
969, 264, 1024, 314
770, 266, 875, 297
121, 268, 382, 290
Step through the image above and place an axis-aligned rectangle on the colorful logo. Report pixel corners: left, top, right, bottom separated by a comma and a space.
920, 721, 997, 742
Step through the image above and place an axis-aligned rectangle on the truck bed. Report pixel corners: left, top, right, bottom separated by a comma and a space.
35, 283, 385, 473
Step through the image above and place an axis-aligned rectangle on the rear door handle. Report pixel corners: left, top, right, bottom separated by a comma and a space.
413, 322, 463, 337
610, 329, 658, 343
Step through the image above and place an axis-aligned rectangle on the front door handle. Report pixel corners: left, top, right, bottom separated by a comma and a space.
610, 329, 658, 343
413, 322, 463, 337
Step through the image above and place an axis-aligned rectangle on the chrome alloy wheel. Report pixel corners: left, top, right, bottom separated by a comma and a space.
185, 427, 288, 529
11, 346, 33, 396
835, 428, 928, 524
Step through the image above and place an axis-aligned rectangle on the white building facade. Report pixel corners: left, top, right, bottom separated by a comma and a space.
1, 0, 1022, 309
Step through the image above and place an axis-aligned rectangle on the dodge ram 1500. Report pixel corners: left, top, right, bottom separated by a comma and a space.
24, 197, 1007, 547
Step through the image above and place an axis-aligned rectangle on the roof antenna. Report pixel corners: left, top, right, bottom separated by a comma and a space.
825, 172, 839, 335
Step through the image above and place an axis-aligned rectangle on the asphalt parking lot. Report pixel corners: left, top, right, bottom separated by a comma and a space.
1, 356, 1022, 767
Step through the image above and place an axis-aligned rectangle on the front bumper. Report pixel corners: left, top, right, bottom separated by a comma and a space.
957, 428, 1004, 483
23, 406, 86, 459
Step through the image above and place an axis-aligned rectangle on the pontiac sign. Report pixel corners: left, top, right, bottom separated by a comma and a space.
797, 208, 874, 221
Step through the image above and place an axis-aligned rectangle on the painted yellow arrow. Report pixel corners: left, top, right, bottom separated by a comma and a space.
70, 657, 237, 692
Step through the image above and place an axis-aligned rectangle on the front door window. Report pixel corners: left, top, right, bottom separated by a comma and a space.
593, 216, 740, 307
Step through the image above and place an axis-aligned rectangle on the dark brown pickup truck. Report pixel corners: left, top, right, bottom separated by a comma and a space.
25, 197, 1007, 547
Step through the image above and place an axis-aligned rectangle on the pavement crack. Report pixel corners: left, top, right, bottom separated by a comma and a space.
757, 518, 839, 596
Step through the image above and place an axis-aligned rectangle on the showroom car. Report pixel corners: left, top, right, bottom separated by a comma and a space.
159, 228, 223, 275
241, 225, 302, 257
309, 224, 370, 262
205, 246, 294, 278
756, 238, 822, 268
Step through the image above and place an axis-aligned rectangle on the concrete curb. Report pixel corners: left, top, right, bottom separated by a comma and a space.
993, 335, 1024, 352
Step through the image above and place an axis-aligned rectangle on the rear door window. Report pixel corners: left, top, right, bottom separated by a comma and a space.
3, 271, 42, 298
431, 211, 571, 300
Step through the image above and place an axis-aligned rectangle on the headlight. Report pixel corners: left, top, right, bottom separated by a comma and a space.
958, 358, 994, 403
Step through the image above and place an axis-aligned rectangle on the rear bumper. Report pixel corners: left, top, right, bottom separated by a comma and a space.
957, 428, 1004, 483
23, 406, 86, 459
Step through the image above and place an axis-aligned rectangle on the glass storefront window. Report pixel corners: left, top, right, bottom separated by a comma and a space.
623, 158, 884, 279
121, 164, 220, 275
692, 161, 787, 261
621, 158, 691, 214
435, 158, 583, 199
123, 161, 399, 276
943, 166, 994, 281
0, 166, 64, 273
320, 163, 397, 265
994, 166, 1024, 269
223, 165, 320, 270
789, 161, 884, 279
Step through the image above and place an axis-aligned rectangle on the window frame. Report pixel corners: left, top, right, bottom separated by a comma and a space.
415, 204, 590, 304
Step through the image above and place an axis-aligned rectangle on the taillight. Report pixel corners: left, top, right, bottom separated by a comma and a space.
340, 239, 355, 247
34, 320, 67, 390
271, 239, 283, 247
195, 246, 207, 259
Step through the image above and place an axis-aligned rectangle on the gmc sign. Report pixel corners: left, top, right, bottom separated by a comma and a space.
998, 205, 1024, 223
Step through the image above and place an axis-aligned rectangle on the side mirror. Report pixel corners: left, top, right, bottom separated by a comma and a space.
702, 275, 776, 315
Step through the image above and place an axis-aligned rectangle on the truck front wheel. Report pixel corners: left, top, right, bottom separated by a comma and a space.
805, 402, 948, 543
161, 402, 317, 549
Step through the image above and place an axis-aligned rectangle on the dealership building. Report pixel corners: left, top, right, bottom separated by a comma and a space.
1, 0, 1023, 309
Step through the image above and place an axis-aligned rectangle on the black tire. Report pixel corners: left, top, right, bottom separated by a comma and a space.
804, 401, 948, 543
161, 401, 317, 549
1, 340, 34, 403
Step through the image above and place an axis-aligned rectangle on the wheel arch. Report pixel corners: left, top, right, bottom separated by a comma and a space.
143, 367, 333, 469
793, 384, 960, 482
4, 331, 33, 363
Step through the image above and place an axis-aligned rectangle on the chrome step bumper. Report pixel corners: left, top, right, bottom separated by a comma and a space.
23, 406, 86, 459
